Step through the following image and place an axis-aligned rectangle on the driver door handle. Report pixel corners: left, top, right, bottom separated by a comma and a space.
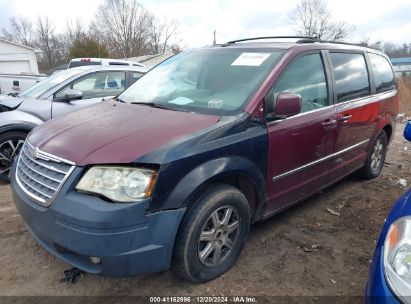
321, 119, 337, 128
338, 114, 352, 123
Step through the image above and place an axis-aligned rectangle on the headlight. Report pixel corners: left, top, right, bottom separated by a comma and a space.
384, 217, 411, 301
76, 166, 157, 202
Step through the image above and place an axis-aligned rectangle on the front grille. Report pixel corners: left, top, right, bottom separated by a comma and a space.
16, 141, 75, 207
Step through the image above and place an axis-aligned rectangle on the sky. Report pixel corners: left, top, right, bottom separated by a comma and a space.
1, 0, 411, 48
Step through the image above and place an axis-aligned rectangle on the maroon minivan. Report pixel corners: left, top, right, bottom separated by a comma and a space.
11, 37, 398, 283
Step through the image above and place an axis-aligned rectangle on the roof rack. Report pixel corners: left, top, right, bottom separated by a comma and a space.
225, 36, 314, 44
223, 36, 366, 48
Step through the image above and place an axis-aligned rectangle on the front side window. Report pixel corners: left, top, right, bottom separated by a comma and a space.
55, 71, 126, 100
330, 53, 370, 103
118, 49, 284, 115
369, 53, 396, 93
269, 53, 328, 113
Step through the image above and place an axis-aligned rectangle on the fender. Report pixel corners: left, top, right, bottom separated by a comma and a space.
377, 91, 398, 143
376, 112, 395, 137
0, 110, 44, 135
0, 123, 36, 134
156, 156, 266, 216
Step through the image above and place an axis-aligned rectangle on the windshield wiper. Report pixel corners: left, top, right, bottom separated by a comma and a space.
130, 101, 185, 112
114, 96, 126, 103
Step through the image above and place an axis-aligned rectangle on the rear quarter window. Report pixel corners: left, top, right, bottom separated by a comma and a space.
369, 53, 396, 93
68, 61, 100, 68
329, 53, 370, 103
109, 62, 129, 66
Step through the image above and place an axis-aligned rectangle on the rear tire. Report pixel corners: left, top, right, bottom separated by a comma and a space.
172, 184, 251, 283
0, 131, 27, 182
357, 131, 387, 180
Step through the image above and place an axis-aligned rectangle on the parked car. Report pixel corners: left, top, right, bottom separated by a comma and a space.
10, 37, 398, 283
366, 121, 411, 303
68, 58, 146, 69
0, 37, 47, 95
0, 65, 147, 180
0, 73, 47, 96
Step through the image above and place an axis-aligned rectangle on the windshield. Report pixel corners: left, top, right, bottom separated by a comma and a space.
118, 48, 283, 115
20, 68, 84, 99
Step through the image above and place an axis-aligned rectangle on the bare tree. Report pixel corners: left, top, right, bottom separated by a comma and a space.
292, 0, 354, 41
2, 16, 34, 47
34, 16, 64, 70
148, 17, 180, 54
90, 0, 153, 58
66, 18, 86, 43
60, 18, 87, 59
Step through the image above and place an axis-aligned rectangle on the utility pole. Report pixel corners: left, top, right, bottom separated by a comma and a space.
213, 30, 216, 45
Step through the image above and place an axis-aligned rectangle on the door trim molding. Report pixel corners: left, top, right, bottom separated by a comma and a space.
272, 139, 370, 181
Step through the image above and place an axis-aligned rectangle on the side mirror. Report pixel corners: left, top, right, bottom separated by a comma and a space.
266, 92, 302, 120
64, 89, 83, 101
405, 121, 411, 142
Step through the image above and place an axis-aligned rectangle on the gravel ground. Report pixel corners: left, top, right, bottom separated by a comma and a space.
0, 123, 410, 299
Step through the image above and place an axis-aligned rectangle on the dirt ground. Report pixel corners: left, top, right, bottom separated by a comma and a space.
0, 123, 410, 299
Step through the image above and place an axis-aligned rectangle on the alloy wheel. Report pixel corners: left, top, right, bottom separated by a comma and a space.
371, 138, 383, 171
0, 139, 25, 177
198, 205, 241, 267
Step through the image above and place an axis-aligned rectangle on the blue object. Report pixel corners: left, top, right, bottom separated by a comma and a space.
366, 124, 411, 302
10, 165, 186, 276
390, 57, 411, 66
405, 121, 411, 142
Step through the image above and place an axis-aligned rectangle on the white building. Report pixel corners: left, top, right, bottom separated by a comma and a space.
0, 38, 42, 75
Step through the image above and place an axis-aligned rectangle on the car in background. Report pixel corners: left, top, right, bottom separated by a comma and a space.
366, 121, 411, 303
10, 37, 398, 283
0, 64, 147, 181
0, 73, 47, 96
68, 58, 146, 69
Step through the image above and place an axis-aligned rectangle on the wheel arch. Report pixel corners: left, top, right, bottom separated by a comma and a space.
159, 156, 267, 223
382, 124, 393, 143
0, 123, 34, 135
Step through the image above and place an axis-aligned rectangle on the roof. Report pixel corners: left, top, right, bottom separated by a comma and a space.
128, 53, 174, 68
69, 57, 146, 68
68, 65, 148, 74
213, 36, 384, 55
0, 37, 42, 53
390, 57, 411, 65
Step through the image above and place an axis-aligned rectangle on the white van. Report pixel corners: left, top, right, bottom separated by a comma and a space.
68, 58, 146, 69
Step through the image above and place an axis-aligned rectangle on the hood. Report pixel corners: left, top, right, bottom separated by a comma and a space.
0, 94, 23, 110
28, 102, 220, 166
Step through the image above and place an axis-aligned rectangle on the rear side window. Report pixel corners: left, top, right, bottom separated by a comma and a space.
130, 72, 143, 85
329, 53, 370, 103
369, 53, 396, 93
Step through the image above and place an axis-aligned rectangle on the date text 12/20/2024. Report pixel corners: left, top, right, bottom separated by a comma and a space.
149, 296, 258, 303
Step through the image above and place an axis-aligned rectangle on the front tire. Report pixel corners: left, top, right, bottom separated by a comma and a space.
357, 131, 388, 179
172, 184, 251, 283
0, 131, 27, 182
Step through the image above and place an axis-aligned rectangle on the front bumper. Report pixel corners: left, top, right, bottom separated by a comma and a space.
11, 165, 186, 276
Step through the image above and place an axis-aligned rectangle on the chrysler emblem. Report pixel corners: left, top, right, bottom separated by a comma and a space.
31, 147, 39, 160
